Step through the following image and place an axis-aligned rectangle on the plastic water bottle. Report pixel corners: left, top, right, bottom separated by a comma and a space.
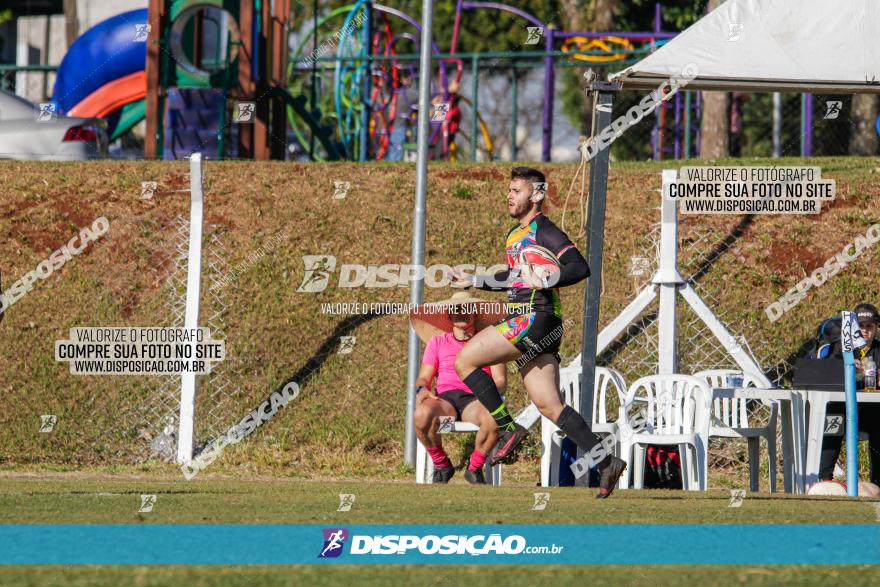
864, 356, 877, 393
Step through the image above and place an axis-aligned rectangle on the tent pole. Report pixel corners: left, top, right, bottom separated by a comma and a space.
580, 82, 617, 425
541, 28, 555, 162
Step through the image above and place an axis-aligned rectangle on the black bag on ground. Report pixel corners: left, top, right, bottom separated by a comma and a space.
643, 445, 683, 489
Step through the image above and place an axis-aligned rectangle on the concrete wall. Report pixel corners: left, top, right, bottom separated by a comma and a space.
15, 14, 66, 101
76, 0, 147, 33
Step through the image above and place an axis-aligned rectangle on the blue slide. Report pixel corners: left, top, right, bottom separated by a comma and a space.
53, 9, 148, 141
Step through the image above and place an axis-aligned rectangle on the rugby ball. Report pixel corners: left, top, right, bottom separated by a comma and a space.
517, 245, 561, 283
807, 480, 847, 496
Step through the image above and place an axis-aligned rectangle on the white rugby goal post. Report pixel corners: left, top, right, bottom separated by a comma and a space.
581, 168, 771, 387
176, 153, 204, 465
539, 169, 772, 486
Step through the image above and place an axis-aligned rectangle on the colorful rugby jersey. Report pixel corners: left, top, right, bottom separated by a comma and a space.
502, 212, 579, 317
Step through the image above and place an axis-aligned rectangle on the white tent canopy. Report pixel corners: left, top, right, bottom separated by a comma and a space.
610, 0, 880, 93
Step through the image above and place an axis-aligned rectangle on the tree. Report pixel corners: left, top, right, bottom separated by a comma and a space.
583, 0, 619, 138
557, 0, 625, 137
558, 0, 704, 156
698, 0, 728, 158
849, 94, 878, 156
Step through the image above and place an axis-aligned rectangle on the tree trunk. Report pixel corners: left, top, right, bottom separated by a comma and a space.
63, 0, 78, 48
699, 0, 729, 158
560, 0, 586, 29
585, 0, 617, 30
561, 0, 619, 135
849, 94, 879, 156
699, 92, 729, 158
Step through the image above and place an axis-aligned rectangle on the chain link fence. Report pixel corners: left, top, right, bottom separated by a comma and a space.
588, 208, 825, 487
106, 212, 244, 463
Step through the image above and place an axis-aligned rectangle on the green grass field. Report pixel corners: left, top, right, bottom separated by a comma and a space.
1, 473, 878, 585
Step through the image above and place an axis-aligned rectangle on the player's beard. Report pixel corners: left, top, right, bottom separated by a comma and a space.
508, 199, 534, 220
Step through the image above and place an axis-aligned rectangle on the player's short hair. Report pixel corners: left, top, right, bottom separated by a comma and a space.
511, 166, 546, 185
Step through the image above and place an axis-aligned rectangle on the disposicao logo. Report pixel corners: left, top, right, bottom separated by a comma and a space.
318, 528, 349, 558
349, 533, 528, 555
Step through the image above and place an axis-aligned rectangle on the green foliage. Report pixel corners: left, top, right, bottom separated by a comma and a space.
294, 0, 564, 53
0, 8, 13, 54
451, 181, 475, 199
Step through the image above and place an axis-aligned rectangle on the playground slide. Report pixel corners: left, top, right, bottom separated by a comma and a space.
53, 8, 335, 158
53, 9, 148, 142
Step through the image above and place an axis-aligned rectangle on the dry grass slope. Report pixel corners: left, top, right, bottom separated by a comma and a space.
0, 157, 878, 485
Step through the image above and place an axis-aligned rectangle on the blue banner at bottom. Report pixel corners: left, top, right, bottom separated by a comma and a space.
1, 524, 879, 565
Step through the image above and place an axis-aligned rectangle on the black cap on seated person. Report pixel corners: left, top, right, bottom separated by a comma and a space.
854, 303, 879, 324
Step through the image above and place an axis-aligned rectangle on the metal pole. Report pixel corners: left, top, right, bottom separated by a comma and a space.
800, 93, 814, 157
657, 170, 681, 375
841, 310, 859, 496
359, 2, 373, 161
683, 91, 691, 158
404, 0, 435, 467
844, 351, 859, 496
799, 94, 805, 157
673, 92, 682, 159
579, 85, 616, 424
309, 0, 317, 159
541, 29, 554, 162
772, 92, 782, 158
511, 66, 518, 161
217, 39, 232, 158
471, 53, 479, 160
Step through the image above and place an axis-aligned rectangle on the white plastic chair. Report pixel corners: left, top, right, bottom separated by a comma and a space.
540, 366, 627, 486
696, 369, 778, 493
618, 374, 711, 491
558, 366, 627, 432
593, 367, 629, 436
416, 421, 502, 485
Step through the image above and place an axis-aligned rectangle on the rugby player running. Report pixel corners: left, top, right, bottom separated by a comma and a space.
450, 167, 627, 498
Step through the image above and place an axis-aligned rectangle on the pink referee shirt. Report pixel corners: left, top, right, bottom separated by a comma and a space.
422, 332, 492, 394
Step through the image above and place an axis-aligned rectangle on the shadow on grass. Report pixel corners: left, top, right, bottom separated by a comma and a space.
195, 311, 388, 457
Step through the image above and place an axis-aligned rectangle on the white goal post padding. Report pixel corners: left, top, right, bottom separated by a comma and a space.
177, 153, 204, 465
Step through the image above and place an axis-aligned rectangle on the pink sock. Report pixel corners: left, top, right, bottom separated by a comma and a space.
468, 449, 487, 471
426, 446, 451, 469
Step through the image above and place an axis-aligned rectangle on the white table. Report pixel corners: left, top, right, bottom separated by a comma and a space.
712, 388, 807, 494
797, 389, 880, 489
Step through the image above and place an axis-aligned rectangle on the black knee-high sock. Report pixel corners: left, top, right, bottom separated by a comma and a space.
555, 405, 606, 464
464, 368, 516, 431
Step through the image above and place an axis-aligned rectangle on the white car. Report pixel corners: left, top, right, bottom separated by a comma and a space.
0, 89, 108, 160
